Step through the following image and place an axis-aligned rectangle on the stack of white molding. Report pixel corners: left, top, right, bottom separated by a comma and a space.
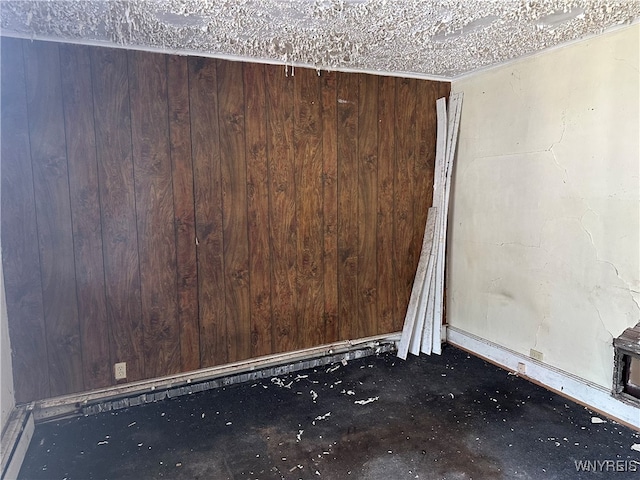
398, 93, 463, 359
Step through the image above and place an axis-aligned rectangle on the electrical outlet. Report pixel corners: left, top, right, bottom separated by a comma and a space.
517, 362, 526, 374
114, 362, 127, 380
529, 349, 544, 362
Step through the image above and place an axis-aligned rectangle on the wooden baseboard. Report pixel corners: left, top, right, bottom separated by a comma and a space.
446, 326, 640, 430
33, 333, 401, 422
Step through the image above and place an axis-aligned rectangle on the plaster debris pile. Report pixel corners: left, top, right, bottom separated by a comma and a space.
398, 92, 463, 359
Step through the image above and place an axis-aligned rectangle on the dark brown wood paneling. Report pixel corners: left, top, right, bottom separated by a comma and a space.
376, 76, 397, 335
91, 47, 145, 382
1, 39, 449, 402
337, 72, 359, 340
321, 71, 339, 344
265, 64, 297, 353
23, 41, 84, 396
217, 60, 251, 363
0, 38, 50, 403
244, 63, 273, 358
439, 83, 452, 101
294, 68, 324, 349
167, 55, 200, 372
393, 78, 417, 332
357, 74, 378, 339
128, 50, 181, 378
59, 44, 112, 390
189, 57, 227, 367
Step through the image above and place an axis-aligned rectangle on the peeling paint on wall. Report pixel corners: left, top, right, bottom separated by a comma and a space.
1, 1, 639, 78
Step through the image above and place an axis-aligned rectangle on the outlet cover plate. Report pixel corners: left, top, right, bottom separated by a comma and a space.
114, 362, 127, 380
529, 349, 544, 362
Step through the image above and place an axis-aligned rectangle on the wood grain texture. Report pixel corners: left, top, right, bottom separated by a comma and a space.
128, 50, 181, 378
1, 40, 449, 401
59, 44, 112, 390
167, 55, 200, 372
0, 38, 50, 403
337, 72, 359, 340
217, 60, 251, 362
244, 63, 273, 357
189, 57, 227, 367
393, 77, 417, 332
357, 74, 378, 339
294, 68, 324, 349
376, 76, 396, 335
439, 83, 452, 102
23, 40, 84, 396
91, 47, 145, 382
321, 71, 339, 344
265, 64, 297, 353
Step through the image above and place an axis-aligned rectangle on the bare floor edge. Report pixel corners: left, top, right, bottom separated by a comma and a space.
18, 346, 640, 480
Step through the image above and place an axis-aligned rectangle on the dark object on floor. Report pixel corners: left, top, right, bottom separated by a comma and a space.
19, 346, 640, 479
614, 323, 640, 405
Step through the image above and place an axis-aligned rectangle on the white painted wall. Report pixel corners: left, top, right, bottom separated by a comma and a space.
1, 248, 14, 429
1, 123, 15, 428
449, 25, 639, 389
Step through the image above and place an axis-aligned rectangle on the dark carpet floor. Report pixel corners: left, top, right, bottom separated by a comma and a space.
18, 345, 640, 479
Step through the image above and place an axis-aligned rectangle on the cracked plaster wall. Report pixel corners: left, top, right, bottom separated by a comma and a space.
0, 1, 639, 78
448, 25, 639, 388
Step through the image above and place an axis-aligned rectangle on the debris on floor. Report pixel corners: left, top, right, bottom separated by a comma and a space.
18, 347, 640, 480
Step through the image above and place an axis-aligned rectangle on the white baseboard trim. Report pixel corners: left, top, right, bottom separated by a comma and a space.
446, 326, 640, 430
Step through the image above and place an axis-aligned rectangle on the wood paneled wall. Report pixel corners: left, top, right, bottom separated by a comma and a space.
0, 38, 450, 403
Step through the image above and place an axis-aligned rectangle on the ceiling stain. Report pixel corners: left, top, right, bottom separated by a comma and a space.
1, 0, 638, 79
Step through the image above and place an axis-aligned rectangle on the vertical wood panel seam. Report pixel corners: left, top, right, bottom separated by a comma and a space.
264, 70, 275, 355
392, 78, 398, 326
185, 59, 204, 369
125, 51, 146, 378
164, 54, 184, 370
88, 47, 115, 383
292, 72, 298, 349
241, 63, 254, 356
187, 60, 202, 369
320, 73, 326, 342
186, 60, 201, 369
412, 78, 418, 277
318, 73, 326, 344
373, 77, 379, 335
214, 61, 228, 361
335, 74, 340, 340
356, 77, 360, 339
57, 44, 85, 392
20, 40, 52, 393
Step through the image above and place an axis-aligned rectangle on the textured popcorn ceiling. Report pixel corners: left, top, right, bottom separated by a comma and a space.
1, 0, 639, 79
